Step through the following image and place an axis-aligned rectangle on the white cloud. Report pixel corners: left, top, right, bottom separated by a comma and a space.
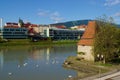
104, 0, 120, 6
50, 16, 64, 23
50, 12, 64, 23
51, 12, 60, 17
38, 10, 50, 17
111, 12, 120, 24
114, 12, 120, 17
38, 10, 64, 23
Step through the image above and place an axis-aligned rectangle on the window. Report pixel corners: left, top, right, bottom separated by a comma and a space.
16, 29, 20, 31
10, 29, 14, 31
4, 29, 9, 31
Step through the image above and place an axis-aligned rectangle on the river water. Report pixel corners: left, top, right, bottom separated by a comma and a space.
0, 45, 77, 80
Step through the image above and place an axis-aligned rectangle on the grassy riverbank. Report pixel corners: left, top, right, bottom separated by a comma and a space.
63, 56, 120, 80
0, 39, 78, 47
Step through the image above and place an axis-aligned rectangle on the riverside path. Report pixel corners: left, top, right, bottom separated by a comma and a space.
94, 71, 120, 80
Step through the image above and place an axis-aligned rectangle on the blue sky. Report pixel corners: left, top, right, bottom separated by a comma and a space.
0, 0, 120, 24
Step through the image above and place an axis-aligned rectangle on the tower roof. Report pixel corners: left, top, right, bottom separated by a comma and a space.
78, 21, 96, 46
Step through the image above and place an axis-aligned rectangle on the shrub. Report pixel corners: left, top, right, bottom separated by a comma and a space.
78, 52, 85, 55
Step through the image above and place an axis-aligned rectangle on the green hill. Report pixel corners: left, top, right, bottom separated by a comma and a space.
50, 19, 92, 28
50, 19, 120, 28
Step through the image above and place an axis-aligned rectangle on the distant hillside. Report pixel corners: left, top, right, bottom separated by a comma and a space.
50, 19, 92, 28
50, 19, 120, 28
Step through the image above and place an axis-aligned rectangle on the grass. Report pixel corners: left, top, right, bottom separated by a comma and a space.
63, 56, 120, 80
95, 62, 113, 67
0, 39, 78, 47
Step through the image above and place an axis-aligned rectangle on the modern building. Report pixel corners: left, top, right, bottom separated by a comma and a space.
5, 22, 39, 36
3, 21, 40, 39
3, 27, 28, 39
0, 30, 2, 39
44, 28, 84, 40
77, 21, 96, 61
37, 25, 50, 36
2, 20, 86, 40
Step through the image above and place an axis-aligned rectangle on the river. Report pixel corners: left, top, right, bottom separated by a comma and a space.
0, 45, 77, 80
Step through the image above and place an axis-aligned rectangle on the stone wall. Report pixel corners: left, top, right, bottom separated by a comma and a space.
77, 45, 94, 61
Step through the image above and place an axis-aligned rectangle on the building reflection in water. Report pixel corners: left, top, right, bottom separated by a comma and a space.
46, 48, 50, 63
30, 47, 50, 63
0, 45, 76, 70
0, 50, 4, 70
0, 47, 51, 68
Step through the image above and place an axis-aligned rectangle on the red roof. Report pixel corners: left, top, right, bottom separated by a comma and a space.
5, 22, 38, 28
4, 26, 19, 28
78, 21, 96, 46
78, 25, 86, 28
6, 22, 18, 25
5, 22, 19, 27
56, 25, 66, 29
24, 23, 31, 28
31, 24, 38, 27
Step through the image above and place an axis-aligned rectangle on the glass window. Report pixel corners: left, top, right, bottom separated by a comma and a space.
10, 29, 14, 31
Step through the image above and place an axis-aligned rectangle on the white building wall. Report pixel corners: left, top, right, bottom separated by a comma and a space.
46, 28, 50, 37
77, 45, 94, 61
33, 27, 39, 33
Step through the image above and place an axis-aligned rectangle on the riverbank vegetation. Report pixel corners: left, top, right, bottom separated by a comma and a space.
0, 39, 78, 46
63, 56, 120, 80
94, 16, 120, 63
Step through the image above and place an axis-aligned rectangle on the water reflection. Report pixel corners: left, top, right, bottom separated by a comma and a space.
0, 50, 4, 70
0, 45, 77, 80
46, 48, 50, 63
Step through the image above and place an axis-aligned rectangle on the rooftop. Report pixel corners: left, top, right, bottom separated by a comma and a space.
77, 21, 96, 46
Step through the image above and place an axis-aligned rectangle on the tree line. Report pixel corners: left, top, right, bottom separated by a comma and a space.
94, 16, 120, 63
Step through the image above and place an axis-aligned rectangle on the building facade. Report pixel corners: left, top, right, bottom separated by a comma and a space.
44, 28, 84, 40
3, 28, 28, 39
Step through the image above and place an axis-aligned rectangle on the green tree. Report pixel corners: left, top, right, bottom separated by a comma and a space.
94, 16, 119, 63
115, 28, 120, 56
